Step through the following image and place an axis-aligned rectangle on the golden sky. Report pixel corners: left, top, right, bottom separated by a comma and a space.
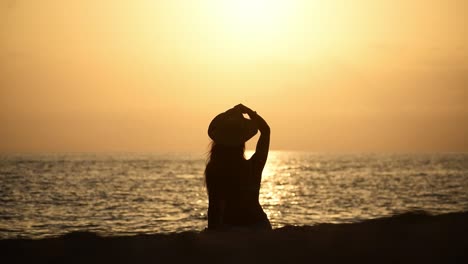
1, 0, 467, 152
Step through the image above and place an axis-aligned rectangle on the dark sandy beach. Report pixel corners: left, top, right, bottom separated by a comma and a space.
2, 211, 467, 264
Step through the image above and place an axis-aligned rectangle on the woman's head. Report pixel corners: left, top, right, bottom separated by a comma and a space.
208, 109, 257, 147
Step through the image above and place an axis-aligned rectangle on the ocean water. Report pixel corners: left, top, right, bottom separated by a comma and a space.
0, 152, 467, 239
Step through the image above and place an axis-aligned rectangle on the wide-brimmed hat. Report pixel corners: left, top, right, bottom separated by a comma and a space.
208, 110, 258, 146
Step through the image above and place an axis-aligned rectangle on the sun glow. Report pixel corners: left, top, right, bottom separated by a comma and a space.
141, 0, 342, 62
220, 0, 293, 33
211, 0, 299, 58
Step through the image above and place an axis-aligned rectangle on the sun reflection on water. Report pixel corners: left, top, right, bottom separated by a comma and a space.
1, 152, 467, 238
259, 151, 295, 227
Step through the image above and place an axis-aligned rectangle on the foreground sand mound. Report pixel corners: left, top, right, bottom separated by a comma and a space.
2, 211, 467, 263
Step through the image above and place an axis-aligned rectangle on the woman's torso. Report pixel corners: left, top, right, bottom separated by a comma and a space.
220, 159, 270, 227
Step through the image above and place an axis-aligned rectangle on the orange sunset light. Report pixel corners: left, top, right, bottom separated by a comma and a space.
1, 0, 467, 152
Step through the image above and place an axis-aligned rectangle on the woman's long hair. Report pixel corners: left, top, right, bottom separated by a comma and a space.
204, 141, 245, 198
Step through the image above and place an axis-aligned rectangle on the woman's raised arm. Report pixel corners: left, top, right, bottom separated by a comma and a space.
234, 104, 270, 168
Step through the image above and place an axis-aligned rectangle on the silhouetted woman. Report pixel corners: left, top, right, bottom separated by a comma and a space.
205, 104, 271, 230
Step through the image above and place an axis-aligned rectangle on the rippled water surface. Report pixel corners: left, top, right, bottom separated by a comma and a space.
1, 152, 467, 238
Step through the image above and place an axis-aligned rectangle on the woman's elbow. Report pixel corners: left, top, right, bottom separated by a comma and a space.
261, 125, 270, 135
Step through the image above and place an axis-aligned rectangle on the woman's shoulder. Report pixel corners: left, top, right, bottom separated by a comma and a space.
244, 157, 256, 166
246, 154, 262, 166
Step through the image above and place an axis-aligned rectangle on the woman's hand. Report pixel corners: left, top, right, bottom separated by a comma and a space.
234, 104, 269, 134
235, 104, 270, 169
234, 104, 255, 115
